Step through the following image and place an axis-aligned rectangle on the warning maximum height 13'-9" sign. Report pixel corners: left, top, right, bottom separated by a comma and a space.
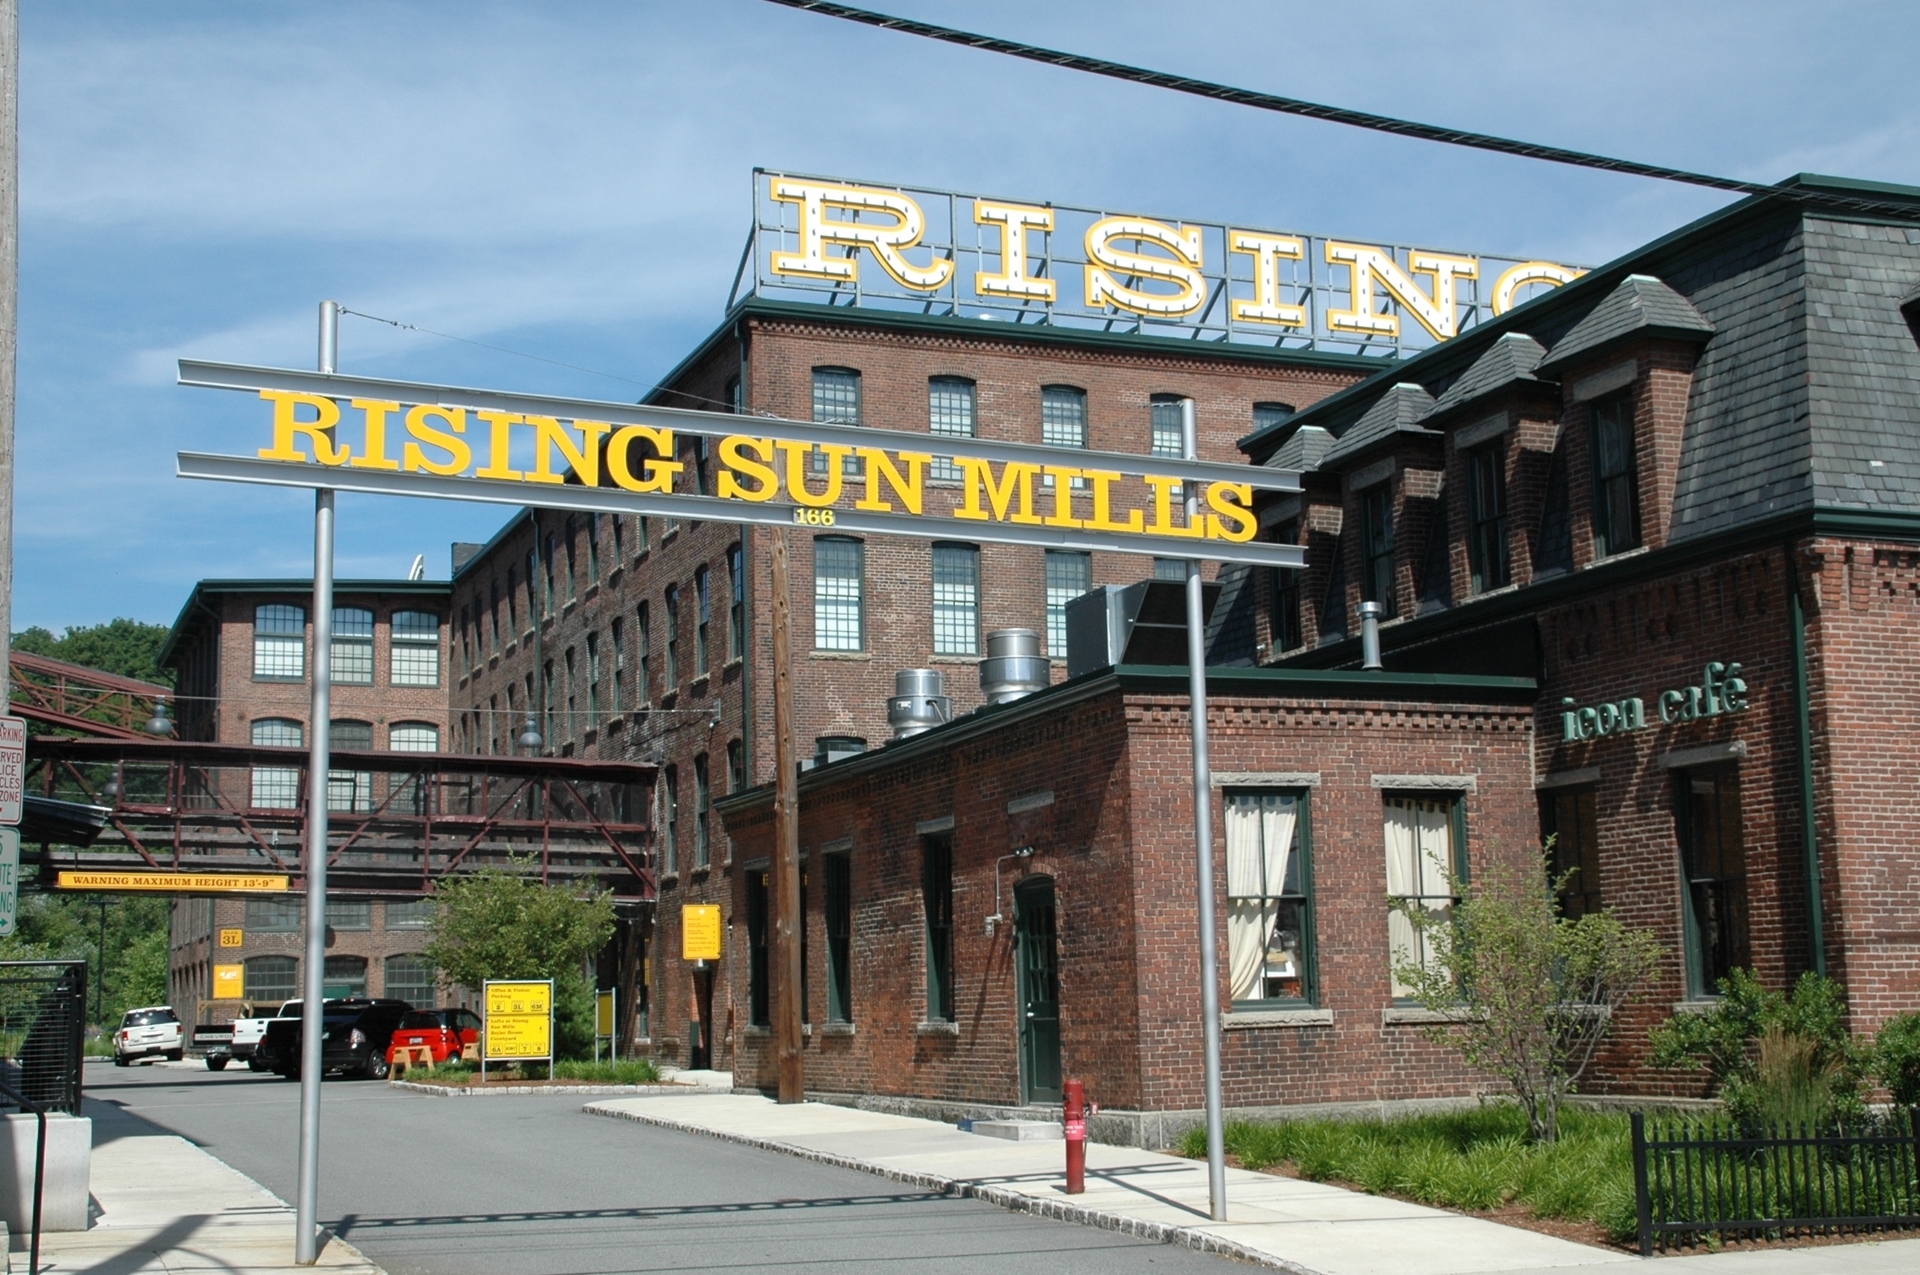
484, 980, 553, 1063
0, 715, 25, 827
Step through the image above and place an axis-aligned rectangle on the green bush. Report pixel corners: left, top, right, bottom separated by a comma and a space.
1178, 1104, 1638, 1241
1874, 1012, 1920, 1106
1648, 971, 1865, 1124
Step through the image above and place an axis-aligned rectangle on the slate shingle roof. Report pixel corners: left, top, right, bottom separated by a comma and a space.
1268, 424, 1335, 473
1536, 274, 1715, 376
1422, 333, 1552, 420
1321, 383, 1438, 466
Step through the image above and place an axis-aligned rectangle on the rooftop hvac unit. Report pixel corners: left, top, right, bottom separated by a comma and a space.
888, 668, 952, 739
978, 629, 1049, 704
1064, 579, 1223, 680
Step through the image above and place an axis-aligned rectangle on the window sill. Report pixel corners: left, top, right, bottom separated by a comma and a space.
251, 676, 305, 684
1383, 1006, 1478, 1025
821, 1021, 855, 1036
743, 1024, 812, 1038
915, 1020, 960, 1037
810, 650, 872, 661
724, 657, 744, 672
1224, 1008, 1332, 1029
1671, 998, 1721, 1015
928, 654, 980, 664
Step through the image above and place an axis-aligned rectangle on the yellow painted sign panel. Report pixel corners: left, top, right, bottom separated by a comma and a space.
219, 928, 245, 948
58, 871, 290, 893
682, 904, 722, 961
212, 964, 244, 998
484, 980, 552, 1060
595, 989, 615, 1036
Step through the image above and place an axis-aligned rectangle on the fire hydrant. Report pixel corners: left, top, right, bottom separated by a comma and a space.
1064, 1078, 1088, 1194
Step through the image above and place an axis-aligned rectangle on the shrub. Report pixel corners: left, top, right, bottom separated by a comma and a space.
1648, 971, 1865, 1124
1874, 1012, 1920, 1106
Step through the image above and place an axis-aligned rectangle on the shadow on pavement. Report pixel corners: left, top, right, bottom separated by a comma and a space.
329, 1189, 958, 1237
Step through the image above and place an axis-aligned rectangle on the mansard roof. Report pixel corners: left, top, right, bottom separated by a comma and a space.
1534, 274, 1715, 376
1320, 383, 1438, 466
1422, 333, 1553, 421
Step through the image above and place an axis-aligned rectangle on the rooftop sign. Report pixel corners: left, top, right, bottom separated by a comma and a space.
741, 169, 1584, 358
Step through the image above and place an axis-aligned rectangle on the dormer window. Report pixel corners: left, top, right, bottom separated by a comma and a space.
1466, 441, 1509, 593
1588, 391, 1641, 558
1361, 483, 1396, 619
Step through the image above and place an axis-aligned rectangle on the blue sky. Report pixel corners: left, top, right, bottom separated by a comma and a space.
17, 0, 1920, 631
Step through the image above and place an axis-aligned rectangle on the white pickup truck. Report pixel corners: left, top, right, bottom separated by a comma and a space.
231, 1002, 300, 1070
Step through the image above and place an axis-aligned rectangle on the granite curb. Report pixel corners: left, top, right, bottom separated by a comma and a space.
585, 1101, 1321, 1274
391, 1080, 711, 1097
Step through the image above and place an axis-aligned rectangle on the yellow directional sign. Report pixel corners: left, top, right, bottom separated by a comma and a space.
483, 980, 552, 1061
58, 871, 290, 893
219, 928, 245, 948
212, 964, 244, 998
595, 989, 615, 1037
683, 904, 722, 961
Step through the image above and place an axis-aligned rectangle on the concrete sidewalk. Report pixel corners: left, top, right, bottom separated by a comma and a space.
584, 1093, 1920, 1275
33, 1132, 382, 1275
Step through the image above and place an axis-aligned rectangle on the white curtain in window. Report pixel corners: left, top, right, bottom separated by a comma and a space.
1386, 796, 1455, 997
1225, 793, 1296, 1002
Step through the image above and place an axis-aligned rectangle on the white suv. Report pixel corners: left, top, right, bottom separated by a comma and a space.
114, 1006, 184, 1066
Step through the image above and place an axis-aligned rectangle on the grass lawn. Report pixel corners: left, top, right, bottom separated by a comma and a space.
409, 1058, 661, 1086
1178, 1104, 1637, 1244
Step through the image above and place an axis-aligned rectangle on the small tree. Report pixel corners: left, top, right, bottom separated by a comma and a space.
1393, 848, 1663, 1143
1648, 969, 1865, 1124
425, 864, 615, 1061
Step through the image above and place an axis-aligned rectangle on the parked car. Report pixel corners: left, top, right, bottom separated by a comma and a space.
258, 999, 412, 1080
187, 1020, 235, 1070
232, 1002, 297, 1070
114, 1007, 183, 1066
386, 1008, 482, 1068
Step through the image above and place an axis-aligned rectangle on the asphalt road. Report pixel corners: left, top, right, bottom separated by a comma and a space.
84, 1060, 1237, 1275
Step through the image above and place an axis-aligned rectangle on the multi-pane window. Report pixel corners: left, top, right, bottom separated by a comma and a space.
663, 587, 681, 687
813, 536, 864, 651
246, 897, 302, 933
812, 367, 862, 475
1589, 391, 1641, 558
386, 899, 434, 929
1418, 499, 1453, 614
1252, 402, 1296, 433
1679, 766, 1748, 997
1384, 794, 1464, 999
1361, 483, 1396, 618
328, 720, 374, 812
332, 607, 374, 685
611, 513, 624, 562
928, 377, 975, 482
586, 632, 601, 726
323, 955, 367, 998
922, 834, 955, 1022
931, 543, 980, 656
542, 535, 556, 615
253, 605, 305, 680
637, 602, 653, 704
490, 582, 501, 655
542, 661, 555, 744
661, 765, 679, 877
1150, 394, 1186, 458
637, 515, 650, 555
746, 870, 770, 1026
587, 513, 600, 585
1271, 520, 1302, 652
727, 376, 743, 414
506, 568, 519, 636
384, 954, 436, 1005
1153, 557, 1187, 581
1467, 441, 1509, 593
249, 718, 303, 808
1534, 447, 1573, 577
610, 618, 625, 715
1044, 549, 1091, 657
245, 955, 298, 1001
694, 566, 711, 676
389, 722, 438, 752
693, 753, 711, 869
564, 647, 578, 740
1225, 791, 1314, 1005
1541, 787, 1603, 921
728, 543, 745, 661
727, 738, 746, 793
825, 852, 853, 1023
331, 899, 373, 931
391, 611, 441, 686
1041, 385, 1087, 450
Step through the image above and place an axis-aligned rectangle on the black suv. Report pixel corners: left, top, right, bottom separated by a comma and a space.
258, 999, 412, 1080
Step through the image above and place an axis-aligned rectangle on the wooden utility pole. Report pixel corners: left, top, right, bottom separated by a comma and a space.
768, 527, 804, 1102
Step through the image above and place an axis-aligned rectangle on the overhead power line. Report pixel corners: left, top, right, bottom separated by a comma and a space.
764, 0, 1920, 222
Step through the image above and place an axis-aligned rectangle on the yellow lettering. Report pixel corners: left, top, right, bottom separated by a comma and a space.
767, 178, 953, 291
1204, 481, 1257, 542
1492, 261, 1583, 314
474, 410, 523, 480
855, 447, 928, 514
974, 201, 1056, 301
1040, 466, 1082, 527
1325, 242, 1478, 340
1084, 217, 1207, 317
716, 435, 779, 502
348, 399, 402, 471
1228, 231, 1307, 327
1084, 470, 1143, 534
607, 425, 682, 493
527, 416, 613, 486
1144, 475, 1202, 538
401, 405, 470, 476
777, 440, 847, 507
954, 458, 1041, 524
257, 390, 348, 465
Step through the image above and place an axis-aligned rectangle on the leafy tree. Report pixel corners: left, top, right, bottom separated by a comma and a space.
424, 864, 614, 1060
1649, 970, 1866, 1124
0, 893, 171, 1028
14, 618, 176, 685
1392, 848, 1664, 1144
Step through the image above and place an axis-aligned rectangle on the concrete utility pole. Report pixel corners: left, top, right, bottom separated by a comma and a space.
294, 300, 339, 1265
0, 0, 18, 718
768, 528, 804, 1102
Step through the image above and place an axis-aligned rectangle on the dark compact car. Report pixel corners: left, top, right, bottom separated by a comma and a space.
257, 999, 413, 1080
386, 1008, 482, 1068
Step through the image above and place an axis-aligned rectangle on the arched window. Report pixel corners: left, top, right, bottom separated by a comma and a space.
322, 955, 367, 999
250, 718, 303, 808
253, 605, 305, 680
389, 722, 439, 752
384, 954, 436, 1006
391, 611, 442, 686
244, 955, 298, 1003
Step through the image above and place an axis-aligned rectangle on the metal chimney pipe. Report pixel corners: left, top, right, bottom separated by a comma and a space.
1357, 600, 1385, 671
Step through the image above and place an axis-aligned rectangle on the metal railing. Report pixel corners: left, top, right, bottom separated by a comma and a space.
1632, 1108, 1920, 1253
0, 962, 87, 1117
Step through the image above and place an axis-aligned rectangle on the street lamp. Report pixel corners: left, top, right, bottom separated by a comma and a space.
145, 695, 175, 736
517, 717, 543, 753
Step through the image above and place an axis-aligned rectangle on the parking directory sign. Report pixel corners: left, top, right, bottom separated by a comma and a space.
0, 716, 25, 826
482, 979, 553, 1080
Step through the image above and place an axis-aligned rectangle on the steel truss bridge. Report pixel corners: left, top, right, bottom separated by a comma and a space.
13, 654, 657, 899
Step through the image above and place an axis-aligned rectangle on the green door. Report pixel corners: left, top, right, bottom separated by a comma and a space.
1015, 876, 1062, 1104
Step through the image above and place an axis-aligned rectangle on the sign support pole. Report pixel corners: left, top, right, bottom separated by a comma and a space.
768, 527, 804, 1103
294, 300, 338, 1266
1182, 398, 1227, 1222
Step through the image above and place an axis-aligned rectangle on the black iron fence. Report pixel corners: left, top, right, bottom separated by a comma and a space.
1632, 1109, 1920, 1254
0, 961, 88, 1116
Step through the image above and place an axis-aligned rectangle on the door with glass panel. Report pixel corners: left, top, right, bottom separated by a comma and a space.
1014, 876, 1061, 1104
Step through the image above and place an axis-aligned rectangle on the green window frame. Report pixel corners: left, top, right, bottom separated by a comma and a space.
1466, 440, 1509, 593
746, 869, 770, 1027
1224, 789, 1316, 1007
922, 833, 955, 1023
1677, 765, 1749, 997
1540, 787, 1603, 920
1361, 482, 1396, 618
1588, 390, 1641, 559
824, 851, 853, 1023
1384, 791, 1467, 1001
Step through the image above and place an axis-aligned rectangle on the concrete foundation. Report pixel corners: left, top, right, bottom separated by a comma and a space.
0, 1114, 92, 1232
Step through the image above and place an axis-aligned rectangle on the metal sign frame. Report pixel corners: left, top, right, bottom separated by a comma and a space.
0, 714, 24, 827
481, 978, 555, 1084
